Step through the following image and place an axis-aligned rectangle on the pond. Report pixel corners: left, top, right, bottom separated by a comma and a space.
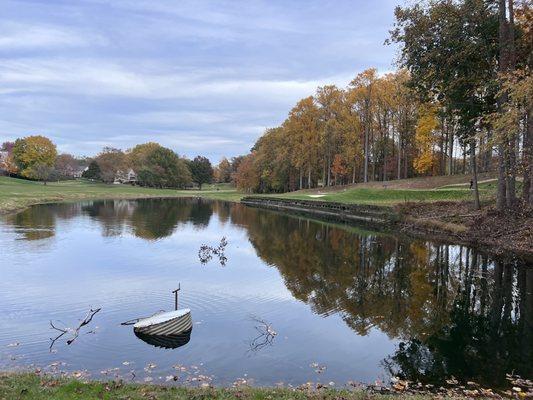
0, 198, 531, 388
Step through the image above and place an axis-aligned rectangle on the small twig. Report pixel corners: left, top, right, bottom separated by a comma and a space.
248, 315, 277, 353
67, 308, 101, 345
49, 307, 101, 351
49, 321, 68, 351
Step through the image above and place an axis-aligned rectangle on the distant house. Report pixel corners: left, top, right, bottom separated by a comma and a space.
73, 166, 88, 178
114, 168, 137, 184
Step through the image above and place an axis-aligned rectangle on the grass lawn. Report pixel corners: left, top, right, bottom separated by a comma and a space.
0, 175, 503, 215
0, 176, 243, 214
0, 373, 444, 400
270, 183, 497, 206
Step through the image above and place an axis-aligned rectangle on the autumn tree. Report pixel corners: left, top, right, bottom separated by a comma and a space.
349, 69, 378, 183
137, 147, 191, 188
12, 135, 57, 180
216, 157, 232, 183
284, 97, 321, 188
331, 154, 348, 185
32, 163, 56, 185
413, 105, 440, 175
1, 142, 14, 153
0, 141, 17, 176
234, 153, 259, 193
127, 142, 162, 172
55, 153, 78, 178
95, 147, 126, 183
189, 156, 213, 189
390, 0, 500, 209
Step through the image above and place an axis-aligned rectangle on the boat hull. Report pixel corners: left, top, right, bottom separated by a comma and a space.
134, 328, 192, 349
133, 309, 192, 336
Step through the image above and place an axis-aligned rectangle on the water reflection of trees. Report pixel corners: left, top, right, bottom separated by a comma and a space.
230, 206, 532, 386
5, 201, 531, 385
6, 198, 213, 241
383, 260, 532, 387
5, 203, 83, 240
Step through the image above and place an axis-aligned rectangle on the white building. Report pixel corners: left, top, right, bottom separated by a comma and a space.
114, 168, 137, 184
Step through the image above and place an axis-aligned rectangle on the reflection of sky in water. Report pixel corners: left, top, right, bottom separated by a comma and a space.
0, 199, 530, 387
0, 200, 395, 386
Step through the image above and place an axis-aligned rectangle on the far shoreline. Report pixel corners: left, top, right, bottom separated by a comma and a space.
2, 176, 531, 259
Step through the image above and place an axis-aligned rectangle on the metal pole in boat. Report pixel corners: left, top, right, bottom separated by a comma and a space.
172, 283, 181, 311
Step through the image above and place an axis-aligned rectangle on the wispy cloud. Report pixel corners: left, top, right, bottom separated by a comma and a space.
0, 21, 105, 50
1, 58, 352, 102
0, 0, 398, 160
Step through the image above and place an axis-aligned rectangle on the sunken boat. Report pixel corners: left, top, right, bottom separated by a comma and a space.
124, 285, 193, 349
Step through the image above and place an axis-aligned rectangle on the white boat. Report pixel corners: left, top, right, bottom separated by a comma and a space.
133, 308, 192, 336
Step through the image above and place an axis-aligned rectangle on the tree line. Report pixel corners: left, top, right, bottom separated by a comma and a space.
233, 0, 532, 211
0, 136, 232, 190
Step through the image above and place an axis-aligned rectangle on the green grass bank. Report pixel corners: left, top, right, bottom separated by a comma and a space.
0, 373, 469, 400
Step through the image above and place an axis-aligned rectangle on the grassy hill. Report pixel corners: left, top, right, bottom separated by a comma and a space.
0, 176, 241, 214
271, 174, 500, 206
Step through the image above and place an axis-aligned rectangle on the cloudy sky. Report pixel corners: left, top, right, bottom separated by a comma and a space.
1, 0, 400, 162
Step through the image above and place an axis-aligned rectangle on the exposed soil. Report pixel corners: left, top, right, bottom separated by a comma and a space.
396, 201, 533, 259
243, 196, 532, 260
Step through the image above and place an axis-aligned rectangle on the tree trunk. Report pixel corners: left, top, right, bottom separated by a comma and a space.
308, 166, 312, 189
484, 127, 492, 172
327, 156, 332, 186
403, 147, 408, 179
322, 160, 326, 187
471, 140, 481, 210
364, 102, 370, 183
497, 0, 509, 211
299, 168, 303, 190
462, 144, 467, 174
497, 144, 507, 210
506, 141, 516, 207
397, 135, 402, 180
448, 122, 454, 175
524, 107, 533, 205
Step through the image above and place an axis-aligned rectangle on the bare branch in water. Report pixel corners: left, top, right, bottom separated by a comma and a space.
49, 308, 101, 351
248, 315, 277, 353
198, 237, 228, 266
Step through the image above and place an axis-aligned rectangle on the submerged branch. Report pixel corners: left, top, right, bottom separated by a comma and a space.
248, 315, 277, 353
49, 307, 101, 351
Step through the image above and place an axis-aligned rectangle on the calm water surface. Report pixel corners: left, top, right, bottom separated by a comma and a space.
0, 198, 531, 387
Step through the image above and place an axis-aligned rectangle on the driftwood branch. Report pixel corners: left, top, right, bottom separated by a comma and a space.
248, 315, 277, 353
67, 308, 101, 344
49, 321, 68, 351
49, 307, 101, 351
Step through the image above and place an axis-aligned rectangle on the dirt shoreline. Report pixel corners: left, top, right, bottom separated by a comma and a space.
241, 197, 533, 260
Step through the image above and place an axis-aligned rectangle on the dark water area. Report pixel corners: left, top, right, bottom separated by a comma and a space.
0, 198, 531, 388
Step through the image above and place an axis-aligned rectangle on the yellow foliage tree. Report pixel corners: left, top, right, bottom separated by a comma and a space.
413, 105, 439, 174
12, 135, 57, 179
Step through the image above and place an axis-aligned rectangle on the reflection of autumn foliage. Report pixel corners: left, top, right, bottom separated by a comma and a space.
384, 263, 532, 387
230, 206, 530, 350
6, 199, 214, 241
229, 205, 455, 339
231, 206, 532, 386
